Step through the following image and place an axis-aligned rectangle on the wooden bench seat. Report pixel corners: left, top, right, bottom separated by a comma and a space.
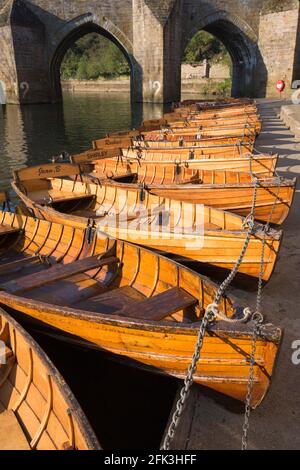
118, 287, 197, 321
81, 286, 197, 321
0, 411, 30, 450
0, 254, 48, 275
0, 255, 117, 294
35, 190, 94, 205
75, 285, 146, 314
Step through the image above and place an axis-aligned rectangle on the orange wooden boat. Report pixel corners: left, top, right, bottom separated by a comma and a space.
0, 308, 100, 450
144, 123, 257, 136
135, 115, 261, 134
91, 135, 255, 152
106, 116, 262, 137
173, 103, 258, 116
89, 154, 278, 176
141, 126, 256, 140
12, 163, 282, 281
0, 210, 281, 407
76, 141, 255, 163
132, 135, 255, 150
168, 120, 262, 135
83, 172, 295, 225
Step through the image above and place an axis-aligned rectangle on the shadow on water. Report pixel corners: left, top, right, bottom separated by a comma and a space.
29, 331, 179, 450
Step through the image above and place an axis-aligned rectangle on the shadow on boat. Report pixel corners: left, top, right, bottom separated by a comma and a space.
158, 254, 266, 291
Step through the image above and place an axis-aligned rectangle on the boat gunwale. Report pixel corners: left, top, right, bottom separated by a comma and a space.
0, 291, 281, 344
0, 307, 101, 450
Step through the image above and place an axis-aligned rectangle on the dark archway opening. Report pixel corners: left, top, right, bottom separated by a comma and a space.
204, 20, 256, 97
182, 30, 232, 99
182, 19, 258, 99
50, 23, 133, 103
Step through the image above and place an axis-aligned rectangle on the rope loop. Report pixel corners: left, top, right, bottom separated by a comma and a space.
242, 214, 255, 230
205, 303, 251, 324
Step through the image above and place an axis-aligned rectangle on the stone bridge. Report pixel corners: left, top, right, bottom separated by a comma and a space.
0, 0, 300, 104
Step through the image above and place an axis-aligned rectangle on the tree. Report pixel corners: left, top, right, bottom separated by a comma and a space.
182, 31, 230, 65
61, 33, 130, 80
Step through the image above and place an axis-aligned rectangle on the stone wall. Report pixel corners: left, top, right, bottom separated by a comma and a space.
0, 25, 17, 103
257, 7, 300, 97
181, 63, 230, 80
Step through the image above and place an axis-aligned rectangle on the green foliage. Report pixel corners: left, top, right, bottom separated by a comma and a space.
199, 78, 232, 97
216, 78, 232, 94
182, 31, 231, 66
61, 33, 131, 80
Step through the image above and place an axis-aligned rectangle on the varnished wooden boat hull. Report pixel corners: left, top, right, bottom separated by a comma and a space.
12, 167, 282, 281
95, 177, 296, 225
92, 128, 257, 151
124, 144, 255, 159
134, 135, 255, 149
143, 125, 257, 138
0, 211, 281, 407
92, 154, 278, 176
0, 308, 100, 450
142, 127, 256, 140
73, 142, 256, 164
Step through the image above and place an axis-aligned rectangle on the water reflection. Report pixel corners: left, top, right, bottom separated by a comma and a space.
0, 92, 170, 190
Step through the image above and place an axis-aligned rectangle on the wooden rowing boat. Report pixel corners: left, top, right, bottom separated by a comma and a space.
83, 173, 296, 225
91, 135, 255, 153
0, 210, 281, 407
132, 135, 255, 150
174, 104, 258, 116
168, 120, 262, 135
106, 117, 262, 137
75, 142, 255, 163
0, 308, 100, 450
90, 154, 278, 176
143, 123, 257, 136
12, 164, 282, 281
71, 149, 277, 176
141, 126, 256, 140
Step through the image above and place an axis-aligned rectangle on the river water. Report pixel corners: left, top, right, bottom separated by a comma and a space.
0, 92, 170, 190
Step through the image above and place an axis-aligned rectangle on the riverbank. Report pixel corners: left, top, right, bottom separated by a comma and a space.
61, 78, 230, 96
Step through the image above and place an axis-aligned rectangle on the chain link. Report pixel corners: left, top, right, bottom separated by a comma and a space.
161, 308, 214, 450
241, 318, 262, 450
241, 174, 281, 450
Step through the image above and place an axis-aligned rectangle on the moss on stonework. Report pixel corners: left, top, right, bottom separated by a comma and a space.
261, 0, 299, 15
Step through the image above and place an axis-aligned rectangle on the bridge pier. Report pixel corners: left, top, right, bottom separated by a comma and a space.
132, 0, 182, 103
0, 0, 52, 104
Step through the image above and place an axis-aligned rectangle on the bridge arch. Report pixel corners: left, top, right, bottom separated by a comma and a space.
49, 14, 138, 102
182, 10, 262, 97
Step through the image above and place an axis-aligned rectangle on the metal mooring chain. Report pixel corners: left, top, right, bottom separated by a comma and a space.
241, 175, 281, 450
162, 180, 260, 450
241, 315, 263, 450
161, 308, 214, 451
